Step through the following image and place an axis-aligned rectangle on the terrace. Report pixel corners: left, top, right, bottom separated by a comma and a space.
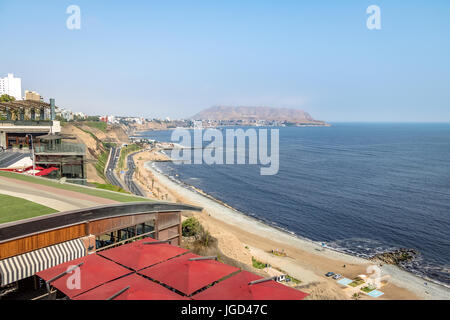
0, 100, 54, 121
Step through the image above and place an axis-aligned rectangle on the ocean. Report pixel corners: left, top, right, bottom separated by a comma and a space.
140, 123, 450, 286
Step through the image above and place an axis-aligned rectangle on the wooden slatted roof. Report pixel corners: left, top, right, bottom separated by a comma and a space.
0, 100, 53, 109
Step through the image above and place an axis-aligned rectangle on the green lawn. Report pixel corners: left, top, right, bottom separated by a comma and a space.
349, 278, 365, 287
0, 194, 58, 224
84, 121, 107, 132
91, 182, 129, 194
361, 286, 375, 293
0, 171, 151, 203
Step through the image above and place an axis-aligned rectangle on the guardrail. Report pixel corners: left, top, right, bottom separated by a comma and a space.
0, 120, 53, 126
34, 143, 86, 154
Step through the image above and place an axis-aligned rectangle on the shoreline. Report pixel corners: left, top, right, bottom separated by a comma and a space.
130, 123, 332, 136
137, 156, 449, 300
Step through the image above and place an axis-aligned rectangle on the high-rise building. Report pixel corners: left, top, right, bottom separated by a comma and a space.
0, 73, 22, 100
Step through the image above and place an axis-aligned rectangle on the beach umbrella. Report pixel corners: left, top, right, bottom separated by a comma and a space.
98, 237, 188, 271
73, 273, 189, 300
138, 253, 239, 296
192, 270, 309, 300
36, 254, 132, 298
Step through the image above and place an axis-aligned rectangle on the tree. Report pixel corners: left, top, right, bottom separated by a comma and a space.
0, 94, 15, 102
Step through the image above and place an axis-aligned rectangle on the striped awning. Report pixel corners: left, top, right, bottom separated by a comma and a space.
0, 239, 86, 286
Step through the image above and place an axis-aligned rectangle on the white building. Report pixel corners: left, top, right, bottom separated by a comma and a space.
0, 73, 22, 100
107, 115, 119, 124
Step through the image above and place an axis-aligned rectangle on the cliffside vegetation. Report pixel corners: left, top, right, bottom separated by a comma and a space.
117, 143, 141, 172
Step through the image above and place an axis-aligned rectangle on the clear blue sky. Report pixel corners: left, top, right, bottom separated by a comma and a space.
1, 0, 449, 121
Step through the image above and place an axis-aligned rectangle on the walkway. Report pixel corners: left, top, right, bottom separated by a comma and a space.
0, 175, 118, 212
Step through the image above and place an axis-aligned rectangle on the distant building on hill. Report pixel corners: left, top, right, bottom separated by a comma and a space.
25, 90, 42, 102
0, 73, 22, 101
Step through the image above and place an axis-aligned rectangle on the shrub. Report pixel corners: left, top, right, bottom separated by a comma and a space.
198, 229, 212, 247
182, 217, 202, 237
182, 217, 214, 248
252, 257, 267, 269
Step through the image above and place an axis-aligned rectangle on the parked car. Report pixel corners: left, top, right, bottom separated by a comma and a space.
333, 274, 342, 280
325, 272, 334, 277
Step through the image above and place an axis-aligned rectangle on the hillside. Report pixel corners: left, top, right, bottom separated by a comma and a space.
191, 106, 322, 123
61, 122, 129, 184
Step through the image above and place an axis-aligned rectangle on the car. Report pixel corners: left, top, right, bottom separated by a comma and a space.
333, 274, 342, 280
325, 272, 334, 277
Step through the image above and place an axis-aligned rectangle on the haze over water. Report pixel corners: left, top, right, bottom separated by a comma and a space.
144, 123, 450, 285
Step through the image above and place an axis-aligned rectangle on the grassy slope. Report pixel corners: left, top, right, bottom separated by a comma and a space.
0, 194, 58, 224
84, 121, 107, 132
72, 123, 113, 183
91, 182, 129, 194
95, 149, 109, 181
0, 171, 151, 203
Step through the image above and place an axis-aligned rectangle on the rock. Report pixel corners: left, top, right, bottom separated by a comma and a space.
369, 248, 418, 266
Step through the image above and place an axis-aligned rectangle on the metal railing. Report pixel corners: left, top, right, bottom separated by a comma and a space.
34, 142, 85, 154
0, 120, 53, 126
94, 230, 156, 253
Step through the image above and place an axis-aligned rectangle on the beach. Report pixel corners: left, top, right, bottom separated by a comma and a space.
131, 149, 450, 300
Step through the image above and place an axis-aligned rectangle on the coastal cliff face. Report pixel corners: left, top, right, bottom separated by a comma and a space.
128, 121, 171, 132
61, 123, 129, 183
191, 106, 320, 123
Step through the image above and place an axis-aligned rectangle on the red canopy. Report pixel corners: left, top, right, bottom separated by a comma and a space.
36, 254, 132, 298
193, 270, 309, 300
98, 237, 188, 271
35, 167, 59, 176
73, 273, 189, 300
138, 253, 239, 296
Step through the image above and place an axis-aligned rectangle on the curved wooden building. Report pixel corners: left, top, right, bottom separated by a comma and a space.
0, 201, 202, 288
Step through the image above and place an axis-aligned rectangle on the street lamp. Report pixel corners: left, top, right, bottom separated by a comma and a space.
25, 134, 35, 176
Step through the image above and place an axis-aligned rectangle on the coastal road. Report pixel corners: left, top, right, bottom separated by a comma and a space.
123, 151, 145, 197
105, 146, 126, 189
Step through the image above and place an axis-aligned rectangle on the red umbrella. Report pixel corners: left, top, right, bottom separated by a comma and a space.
73, 273, 189, 300
193, 270, 309, 300
98, 237, 188, 271
36, 254, 132, 298
138, 253, 239, 296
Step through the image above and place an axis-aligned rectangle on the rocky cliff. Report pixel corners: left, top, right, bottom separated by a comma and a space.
191, 106, 321, 123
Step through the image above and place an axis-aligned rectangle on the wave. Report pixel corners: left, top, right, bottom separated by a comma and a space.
151, 160, 450, 288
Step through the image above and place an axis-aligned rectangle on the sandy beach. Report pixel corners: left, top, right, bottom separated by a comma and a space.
132, 149, 450, 300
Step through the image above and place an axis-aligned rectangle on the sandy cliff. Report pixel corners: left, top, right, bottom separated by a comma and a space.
61, 123, 129, 183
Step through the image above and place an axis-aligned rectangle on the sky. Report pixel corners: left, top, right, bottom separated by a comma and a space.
0, 0, 449, 122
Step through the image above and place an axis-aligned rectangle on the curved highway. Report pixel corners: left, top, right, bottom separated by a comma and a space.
123, 151, 145, 197
105, 146, 125, 189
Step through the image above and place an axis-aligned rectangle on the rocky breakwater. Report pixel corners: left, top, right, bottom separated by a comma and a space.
370, 248, 419, 266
